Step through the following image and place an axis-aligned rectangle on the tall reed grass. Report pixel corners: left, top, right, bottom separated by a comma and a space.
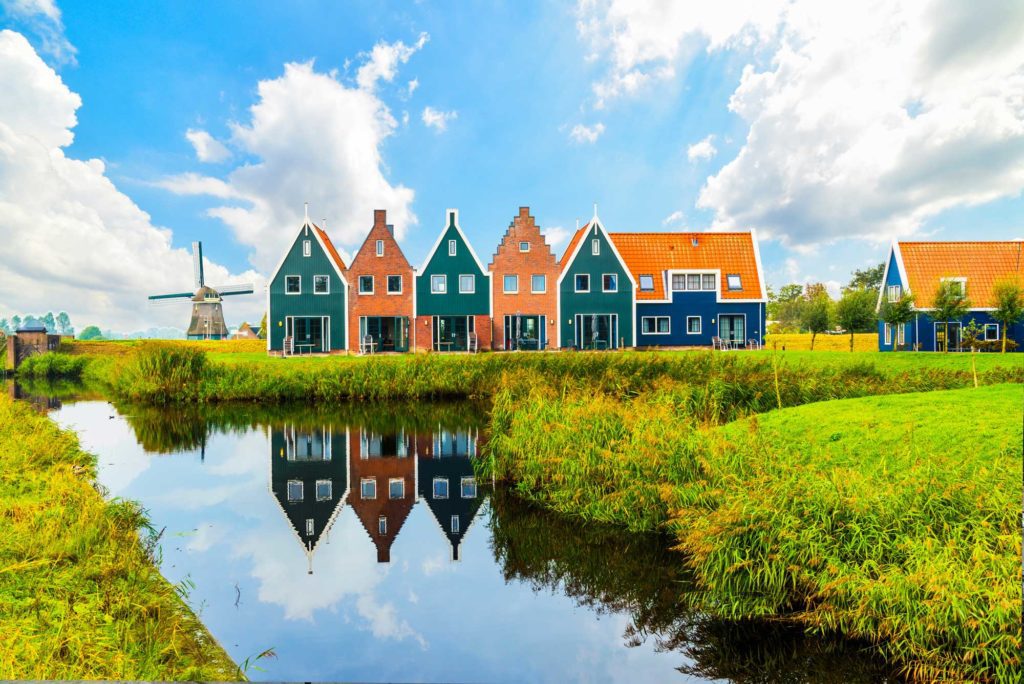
15, 352, 88, 379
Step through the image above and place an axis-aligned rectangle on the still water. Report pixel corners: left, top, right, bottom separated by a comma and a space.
13, 383, 892, 683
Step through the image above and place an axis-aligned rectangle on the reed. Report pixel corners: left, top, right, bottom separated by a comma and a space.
15, 352, 88, 379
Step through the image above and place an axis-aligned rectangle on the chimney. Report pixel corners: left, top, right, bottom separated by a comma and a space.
373, 209, 387, 228
386, 224, 394, 235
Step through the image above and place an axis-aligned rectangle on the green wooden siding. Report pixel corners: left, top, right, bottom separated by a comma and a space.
268, 225, 347, 351
415, 214, 491, 316
558, 224, 634, 348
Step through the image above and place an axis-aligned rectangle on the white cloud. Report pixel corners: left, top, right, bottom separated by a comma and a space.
545, 225, 571, 254
406, 78, 419, 97
421, 106, 457, 132
662, 210, 685, 226
686, 135, 716, 162
569, 122, 605, 144
160, 46, 419, 270
0, 30, 262, 331
0, 0, 76, 65
356, 33, 428, 92
185, 128, 231, 163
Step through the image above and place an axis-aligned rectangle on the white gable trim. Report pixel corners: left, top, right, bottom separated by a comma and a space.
876, 241, 911, 312
417, 208, 489, 277
749, 229, 768, 304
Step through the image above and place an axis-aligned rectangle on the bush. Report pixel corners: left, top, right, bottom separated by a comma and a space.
16, 352, 88, 379
111, 343, 208, 403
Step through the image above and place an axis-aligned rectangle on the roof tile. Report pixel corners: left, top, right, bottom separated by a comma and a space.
898, 241, 1023, 308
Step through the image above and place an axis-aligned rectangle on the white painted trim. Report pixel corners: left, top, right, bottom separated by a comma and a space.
360, 477, 377, 500
686, 316, 702, 335
601, 272, 619, 293
725, 273, 743, 291
430, 274, 448, 294
376, 239, 384, 257
417, 208, 490, 276
302, 239, 312, 257
717, 312, 748, 343
358, 274, 375, 295
313, 274, 330, 295
638, 274, 656, 293
386, 274, 403, 295
519, 241, 530, 252
502, 274, 519, 294
530, 273, 547, 294
285, 275, 301, 295
388, 477, 405, 500
640, 316, 671, 335
749, 228, 768, 303
574, 273, 591, 293
432, 476, 449, 499
458, 273, 476, 294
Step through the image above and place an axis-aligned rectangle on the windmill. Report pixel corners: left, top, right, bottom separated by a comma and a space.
148, 242, 254, 340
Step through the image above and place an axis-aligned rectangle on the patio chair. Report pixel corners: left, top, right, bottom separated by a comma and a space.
711, 336, 725, 351
360, 334, 377, 355
467, 332, 478, 352
747, 338, 761, 350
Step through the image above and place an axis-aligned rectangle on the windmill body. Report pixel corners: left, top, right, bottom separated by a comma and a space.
148, 242, 254, 340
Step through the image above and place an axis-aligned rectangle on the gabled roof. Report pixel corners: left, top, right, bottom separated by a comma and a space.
894, 240, 1023, 308
313, 224, 348, 273
267, 216, 349, 287
556, 216, 638, 290
417, 209, 488, 275
559, 224, 589, 270
607, 231, 765, 301
349, 209, 413, 270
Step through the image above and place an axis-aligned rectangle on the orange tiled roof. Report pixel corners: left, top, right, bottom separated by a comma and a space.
897, 241, 1023, 308
608, 232, 764, 300
559, 223, 590, 269
313, 224, 348, 273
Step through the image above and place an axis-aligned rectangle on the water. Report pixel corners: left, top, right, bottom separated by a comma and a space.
11, 382, 893, 683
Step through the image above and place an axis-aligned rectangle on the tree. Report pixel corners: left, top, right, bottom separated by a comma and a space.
834, 289, 876, 351
79, 325, 103, 341
960, 319, 984, 388
847, 263, 885, 292
0, 318, 9, 336
56, 311, 72, 335
767, 284, 805, 332
932, 280, 971, 353
991, 279, 1024, 354
259, 311, 268, 340
879, 293, 915, 351
11, 315, 21, 330
22, 315, 40, 328
801, 294, 832, 350
41, 312, 56, 333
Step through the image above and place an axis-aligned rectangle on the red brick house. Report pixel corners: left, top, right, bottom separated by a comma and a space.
348, 428, 417, 563
347, 210, 415, 353
488, 207, 560, 350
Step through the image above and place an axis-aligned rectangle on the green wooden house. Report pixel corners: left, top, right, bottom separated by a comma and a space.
267, 216, 349, 354
557, 214, 636, 349
414, 209, 492, 351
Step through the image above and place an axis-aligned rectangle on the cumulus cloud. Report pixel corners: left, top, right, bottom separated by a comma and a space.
569, 122, 605, 144
0, 30, 261, 331
686, 135, 716, 162
159, 41, 421, 270
0, 0, 76, 65
662, 210, 685, 226
544, 225, 571, 254
356, 33, 428, 92
579, 0, 1024, 248
185, 128, 231, 163
421, 106, 457, 132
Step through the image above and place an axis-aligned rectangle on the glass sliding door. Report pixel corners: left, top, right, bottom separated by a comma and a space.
575, 314, 618, 349
360, 316, 410, 352
433, 316, 472, 351
719, 315, 745, 345
504, 315, 544, 350
288, 316, 328, 353
935, 322, 961, 352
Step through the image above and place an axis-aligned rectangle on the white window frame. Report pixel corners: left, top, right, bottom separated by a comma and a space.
360, 477, 377, 500
305, 518, 315, 536
503, 274, 519, 294
313, 274, 330, 295
884, 322, 892, 345
376, 239, 384, 257
671, 274, 686, 291
702, 274, 716, 291
591, 238, 600, 256
448, 239, 457, 256
983, 323, 999, 341
641, 316, 671, 335
431, 274, 447, 294
285, 275, 301, 295
726, 274, 742, 291
459, 274, 476, 294
686, 274, 701, 291
531, 274, 546, 294
887, 284, 902, 302
461, 476, 476, 499
638, 275, 655, 292
287, 480, 303, 502
574, 273, 590, 293
451, 515, 460, 533
602, 273, 618, 293
302, 240, 311, 257
519, 241, 530, 252
388, 477, 405, 500
378, 516, 387, 535
686, 316, 701, 335
358, 275, 374, 295
941, 277, 967, 297
433, 477, 449, 499
386, 274, 403, 295
315, 479, 332, 501
897, 324, 905, 346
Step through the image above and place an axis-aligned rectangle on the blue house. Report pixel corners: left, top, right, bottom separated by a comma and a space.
609, 231, 767, 348
877, 241, 1024, 351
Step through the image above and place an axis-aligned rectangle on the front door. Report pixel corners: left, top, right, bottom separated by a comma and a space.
575, 314, 617, 350
935, 322, 961, 352
434, 316, 471, 351
719, 315, 745, 345
288, 316, 327, 353
361, 317, 410, 352
504, 315, 544, 350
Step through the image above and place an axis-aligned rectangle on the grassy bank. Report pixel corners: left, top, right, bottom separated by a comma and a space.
483, 383, 1023, 682
0, 393, 239, 680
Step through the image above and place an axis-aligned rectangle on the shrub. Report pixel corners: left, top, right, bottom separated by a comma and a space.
16, 352, 87, 379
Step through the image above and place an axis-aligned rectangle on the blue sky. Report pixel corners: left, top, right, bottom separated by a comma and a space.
1, 0, 1022, 330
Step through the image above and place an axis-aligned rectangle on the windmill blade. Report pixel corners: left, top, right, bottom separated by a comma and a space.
148, 291, 195, 301
193, 241, 205, 288
210, 283, 255, 296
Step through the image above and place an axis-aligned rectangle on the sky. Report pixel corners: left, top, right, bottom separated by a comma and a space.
1, 0, 1022, 332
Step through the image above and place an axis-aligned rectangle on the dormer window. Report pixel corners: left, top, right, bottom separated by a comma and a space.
726, 274, 742, 290
942, 277, 966, 296
449, 240, 457, 256
591, 239, 600, 256
638, 275, 654, 292
376, 240, 384, 257
887, 285, 902, 302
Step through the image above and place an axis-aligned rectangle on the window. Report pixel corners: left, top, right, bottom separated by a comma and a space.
448, 239, 457, 256
687, 274, 701, 290
359, 275, 374, 294
389, 478, 405, 500
896, 324, 905, 346
461, 477, 477, 498
641, 316, 670, 335
315, 480, 332, 501
314, 275, 329, 294
942, 277, 966, 297
574, 274, 590, 292
672, 274, 686, 291
726, 274, 742, 290
433, 477, 449, 499
884, 323, 892, 345
531, 274, 546, 293
703, 274, 716, 291
386, 275, 402, 294
887, 285, 902, 302
519, 241, 530, 252
984, 323, 999, 341
287, 480, 303, 502
376, 239, 384, 257
639, 275, 655, 291
361, 477, 376, 499
451, 515, 460, 534
591, 238, 600, 255
503, 274, 518, 293
687, 316, 701, 334
302, 240, 311, 257
285, 276, 301, 294
305, 519, 315, 536
602, 273, 618, 292
431, 274, 447, 294
378, 516, 387, 535
459, 274, 475, 293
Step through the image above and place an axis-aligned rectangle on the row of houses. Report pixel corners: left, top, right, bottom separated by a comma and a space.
266, 207, 767, 353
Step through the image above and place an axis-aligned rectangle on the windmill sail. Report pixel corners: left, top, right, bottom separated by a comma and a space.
209, 283, 255, 296
193, 241, 205, 288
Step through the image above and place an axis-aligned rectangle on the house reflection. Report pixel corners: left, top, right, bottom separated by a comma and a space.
349, 428, 418, 563
418, 428, 484, 561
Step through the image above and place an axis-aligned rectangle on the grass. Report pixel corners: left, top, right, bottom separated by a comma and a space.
765, 332, 878, 351
0, 392, 239, 680
482, 382, 1023, 682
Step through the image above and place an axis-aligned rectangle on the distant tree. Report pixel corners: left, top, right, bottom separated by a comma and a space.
960, 319, 984, 388
259, 311, 268, 339
834, 289, 876, 351
79, 325, 103, 341
932, 280, 971, 353
0, 318, 9, 336
56, 311, 72, 335
801, 294, 832, 350
847, 263, 885, 292
22, 315, 40, 328
768, 283, 805, 332
991, 279, 1024, 354
803, 282, 829, 301
11, 315, 21, 330
41, 312, 56, 333
879, 293, 916, 351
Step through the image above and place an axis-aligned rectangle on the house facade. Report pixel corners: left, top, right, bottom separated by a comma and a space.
349, 427, 417, 563
557, 216, 635, 349
267, 217, 349, 354
414, 210, 492, 351
610, 232, 766, 348
416, 427, 484, 561
347, 210, 415, 353
488, 207, 559, 350
877, 241, 1024, 351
